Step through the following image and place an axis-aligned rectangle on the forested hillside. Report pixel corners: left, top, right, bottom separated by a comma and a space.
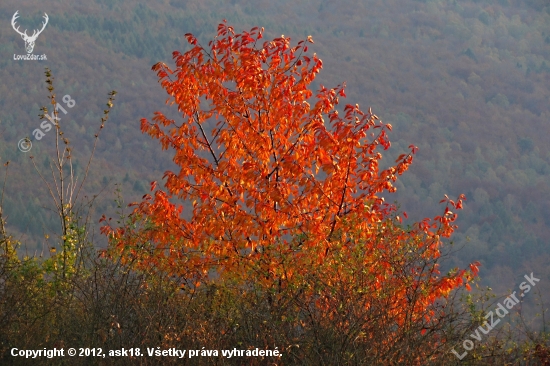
1, 0, 549, 298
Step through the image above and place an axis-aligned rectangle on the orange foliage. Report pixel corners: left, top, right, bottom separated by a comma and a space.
101, 21, 477, 335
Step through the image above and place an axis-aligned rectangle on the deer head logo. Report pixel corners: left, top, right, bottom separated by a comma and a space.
11, 11, 49, 54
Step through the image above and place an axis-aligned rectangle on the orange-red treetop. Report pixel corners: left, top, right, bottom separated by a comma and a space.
101, 22, 477, 311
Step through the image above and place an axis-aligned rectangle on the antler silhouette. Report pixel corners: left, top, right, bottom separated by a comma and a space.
11, 11, 28, 38
11, 11, 49, 53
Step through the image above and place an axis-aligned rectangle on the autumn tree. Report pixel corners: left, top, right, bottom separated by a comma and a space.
102, 21, 479, 363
